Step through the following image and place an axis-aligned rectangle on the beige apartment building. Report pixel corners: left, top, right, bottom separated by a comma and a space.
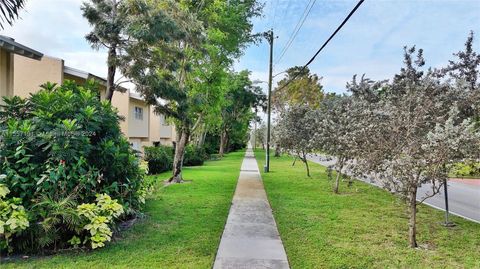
0, 35, 43, 105
1, 35, 175, 153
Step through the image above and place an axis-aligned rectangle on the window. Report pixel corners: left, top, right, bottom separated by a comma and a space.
160, 114, 168, 126
134, 106, 143, 120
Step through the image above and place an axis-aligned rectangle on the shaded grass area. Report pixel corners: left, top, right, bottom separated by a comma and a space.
3, 151, 245, 269
256, 150, 480, 269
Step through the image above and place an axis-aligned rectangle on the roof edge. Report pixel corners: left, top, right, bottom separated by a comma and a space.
0, 35, 43, 60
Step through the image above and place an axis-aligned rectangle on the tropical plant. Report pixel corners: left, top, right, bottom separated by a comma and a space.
76, 194, 124, 249
0, 81, 145, 253
82, 0, 185, 102
0, 0, 25, 29
0, 183, 29, 252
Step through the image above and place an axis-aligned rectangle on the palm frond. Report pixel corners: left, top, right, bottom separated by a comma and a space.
0, 0, 25, 29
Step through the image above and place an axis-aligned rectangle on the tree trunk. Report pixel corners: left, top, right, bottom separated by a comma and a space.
219, 130, 227, 157
334, 161, 344, 194
302, 153, 310, 177
225, 134, 230, 153
198, 129, 207, 148
105, 46, 117, 102
408, 187, 418, 248
170, 129, 189, 183
334, 171, 341, 194
274, 144, 281, 157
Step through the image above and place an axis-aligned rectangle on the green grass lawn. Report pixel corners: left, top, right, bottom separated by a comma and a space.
256, 150, 480, 269
2, 150, 244, 269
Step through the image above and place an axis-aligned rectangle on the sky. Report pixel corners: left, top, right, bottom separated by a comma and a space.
235, 0, 480, 94
1, 0, 479, 95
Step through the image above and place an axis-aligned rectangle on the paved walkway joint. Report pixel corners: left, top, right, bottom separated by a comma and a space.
213, 147, 290, 269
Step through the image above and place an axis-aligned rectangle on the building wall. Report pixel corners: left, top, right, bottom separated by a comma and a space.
111, 91, 130, 137
10, 52, 177, 153
13, 55, 63, 98
64, 73, 86, 85
0, 48, 14, 104
149, 109, 161, 143
149, 110, 176, 146
128, 98, 149, 138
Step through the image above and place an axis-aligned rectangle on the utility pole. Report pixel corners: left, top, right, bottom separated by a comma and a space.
264, 29, 274, 173
253, 108, 257, 150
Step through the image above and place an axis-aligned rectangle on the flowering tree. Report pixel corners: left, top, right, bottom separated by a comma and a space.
310, 95, 360, 193
253, 123, 266, 149
441, 31, 480, 91
275, 105, 316, 176
349, 46, 480, 248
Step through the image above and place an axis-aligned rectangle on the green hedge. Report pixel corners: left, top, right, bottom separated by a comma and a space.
144, 145, 209, 174
144, 146, 173, 174
450, 162, 480, 177
183, 145, 207, 166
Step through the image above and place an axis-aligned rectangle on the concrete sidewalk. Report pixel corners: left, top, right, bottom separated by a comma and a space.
213, 148, 290, 269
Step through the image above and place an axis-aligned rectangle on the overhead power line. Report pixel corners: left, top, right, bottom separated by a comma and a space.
274, 0, 365, 92
274, 0, 317, 67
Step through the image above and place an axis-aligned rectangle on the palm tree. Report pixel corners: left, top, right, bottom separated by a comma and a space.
0, 0, 25, 29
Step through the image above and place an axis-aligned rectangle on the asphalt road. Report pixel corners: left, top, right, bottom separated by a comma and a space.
307, 154, 480, 223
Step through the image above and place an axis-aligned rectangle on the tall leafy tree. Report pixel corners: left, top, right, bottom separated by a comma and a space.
181, 0, 263, 150
0, 0, 25, 29
272, 66, 324, 112
218, 70, 265, 156
122, 0, 261, 183
82, 0, 184, 102
82, 0, 126, 102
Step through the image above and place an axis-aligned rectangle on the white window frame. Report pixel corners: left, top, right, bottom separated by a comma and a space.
134, 106, 143, 120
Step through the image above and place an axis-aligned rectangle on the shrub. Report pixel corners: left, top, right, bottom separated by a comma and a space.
450, 162, 480, 177
0, 81, 145, 253
0, 184, 29, 252
203, 133, 220, 155
229, 141, 246, 152
76, 194, 124, 249
144, 146, 173, 174
183, 145, 207, 166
